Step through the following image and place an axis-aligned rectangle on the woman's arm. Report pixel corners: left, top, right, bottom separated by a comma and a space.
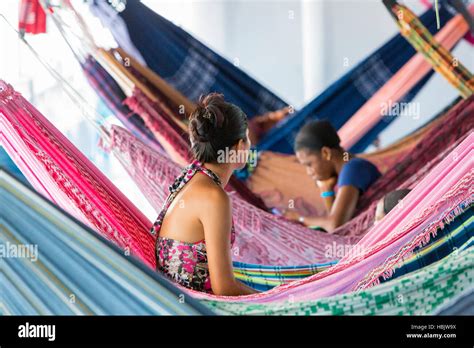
304, 185, 359, 232
316, 177, 337, 213
201, 187, 258, 296
285, 185, 359, 233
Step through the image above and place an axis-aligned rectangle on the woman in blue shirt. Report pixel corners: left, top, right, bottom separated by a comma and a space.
284, 120, 381, 233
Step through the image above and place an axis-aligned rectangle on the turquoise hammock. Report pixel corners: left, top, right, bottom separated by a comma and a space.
0, 169, 212, 315
89, 1, 452, 153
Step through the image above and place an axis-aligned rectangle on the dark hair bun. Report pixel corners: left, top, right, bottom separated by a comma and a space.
189, 94, 225, 143
188, 93, 248, 163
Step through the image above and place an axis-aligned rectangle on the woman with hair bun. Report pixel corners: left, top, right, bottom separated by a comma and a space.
150, 93, 257, 295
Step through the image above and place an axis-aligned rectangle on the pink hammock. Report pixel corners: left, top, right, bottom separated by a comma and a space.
0, 80, 156, 267
356, 95, 474, 213
187, 132, 473, 302
0, 80, 351, 267
108, 125, 358, 266
107, 94, 473, 256
338, 9, 472, 149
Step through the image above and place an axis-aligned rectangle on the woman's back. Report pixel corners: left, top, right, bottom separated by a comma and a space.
151, 93, 257, 296
152, 161, 235, 293
158, 172, 216, 243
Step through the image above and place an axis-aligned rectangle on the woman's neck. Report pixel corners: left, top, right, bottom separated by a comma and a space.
202, 162, 234, 187
333, 149, 353, 176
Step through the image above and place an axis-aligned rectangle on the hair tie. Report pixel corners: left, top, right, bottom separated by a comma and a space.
203, 110, 213, 120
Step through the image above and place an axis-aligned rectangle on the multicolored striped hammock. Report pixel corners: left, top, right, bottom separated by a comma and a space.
0, 170, 212, 315
388, 1, 473, 98
258, 7, 455, 153
337, 6, 473, 150
236, 208, 473, 291
204, 242, 474, 315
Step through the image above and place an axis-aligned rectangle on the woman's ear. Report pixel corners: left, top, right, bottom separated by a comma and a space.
235, 138, 246, 152
320, 146, 332, 161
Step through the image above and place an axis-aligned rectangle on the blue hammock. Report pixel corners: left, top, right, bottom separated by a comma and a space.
0, 169, 212, 315
91, 0, 287, 119
91, 1, 452, 153
258, 7, 453, 153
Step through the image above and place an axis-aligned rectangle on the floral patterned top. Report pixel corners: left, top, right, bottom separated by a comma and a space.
150, 160, 236, 293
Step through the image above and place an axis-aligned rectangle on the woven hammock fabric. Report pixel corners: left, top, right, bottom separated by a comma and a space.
236, 210, 473, 291
89, 1, 449, 153
0, 79, 349, 267
391, 2, 474, 98
81, 55, 164, 155
106, 93, 472, 267
433, 288, 474, 315
337, 8, 472, 150
203, 243, 474, 315
89, 0, 287, 119
257, 8, 451, 154
0, 80, 156, 268
1, 82, 472, 308
183, 133, 473, 303
356, 95, 474, 213
108, 125, 358, 266
89, 8, 467, 218
0, 79, 310, 268
2, 167, 472, 315
0, 170, 212, 315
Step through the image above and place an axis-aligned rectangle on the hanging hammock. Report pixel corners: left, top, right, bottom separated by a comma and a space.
88, 1, 450, 153
204, 242, 474, 315
235, 209, 473, 290
106, 93, 472, 267
248, 93, 473, 217
0, 79, 155, 267
179, 133, 473, 303
1, 80, 472, 306
387, 1, 473, 98
337, 6, 473, 149
88, 0, 287, 120
0, 80, 352, 267
79, 9, 469, 217
257, 7, 454, 153
3, 168, 471, 315
0, 169, 212, 315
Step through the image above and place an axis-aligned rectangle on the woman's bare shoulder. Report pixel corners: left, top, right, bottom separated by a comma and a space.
188, 175, 231, 211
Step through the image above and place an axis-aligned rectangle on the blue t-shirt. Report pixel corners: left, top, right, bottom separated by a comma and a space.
337, 157, 381, 193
